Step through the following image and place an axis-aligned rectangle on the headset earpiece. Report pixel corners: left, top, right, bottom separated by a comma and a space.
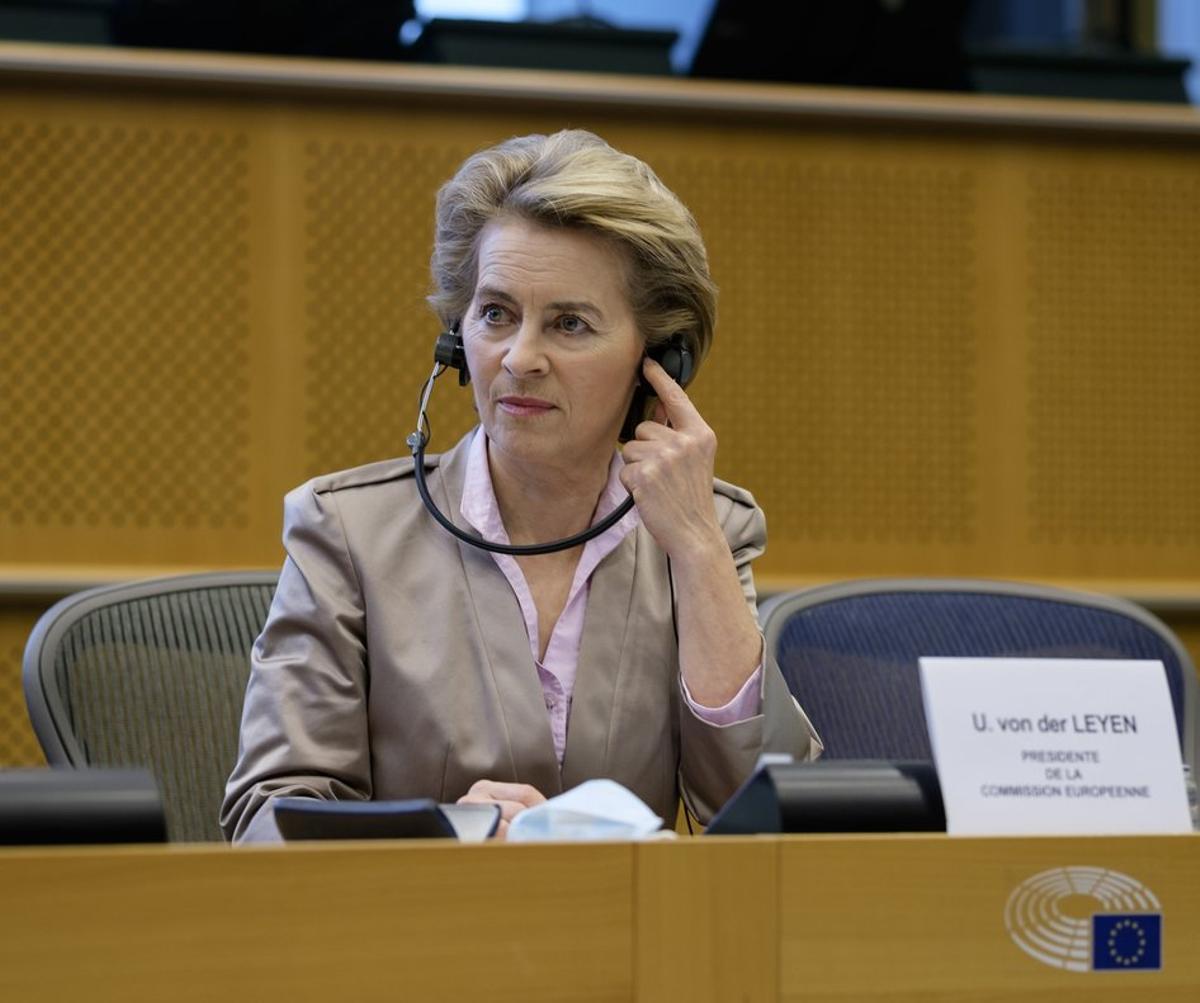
646, 336, 694, 388
621, 335, 693, 441
434, 327, 470, 386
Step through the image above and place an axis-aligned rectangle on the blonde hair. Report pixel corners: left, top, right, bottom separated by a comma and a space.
428, 130, 717, 372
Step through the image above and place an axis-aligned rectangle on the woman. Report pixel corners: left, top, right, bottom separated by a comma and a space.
221, 130, 820, 842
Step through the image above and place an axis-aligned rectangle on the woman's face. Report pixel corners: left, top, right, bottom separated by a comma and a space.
462, 216, 643, 473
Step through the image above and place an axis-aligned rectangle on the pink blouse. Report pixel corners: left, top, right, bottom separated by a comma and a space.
459, 429, 762, 764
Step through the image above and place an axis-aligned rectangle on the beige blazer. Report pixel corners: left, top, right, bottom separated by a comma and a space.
221, 431, 819, 842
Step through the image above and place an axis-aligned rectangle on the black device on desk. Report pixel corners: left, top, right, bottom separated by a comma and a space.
706, 760, 946, 835
0, 767, 166, 844
274, 798, 501, 841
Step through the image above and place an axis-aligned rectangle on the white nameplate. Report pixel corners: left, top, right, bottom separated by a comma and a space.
919, 657, 1192, 835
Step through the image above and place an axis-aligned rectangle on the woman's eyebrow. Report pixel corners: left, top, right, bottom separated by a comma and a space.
475, 285, 518, 305
476, 286, 605, 320
546, 299, 605, 318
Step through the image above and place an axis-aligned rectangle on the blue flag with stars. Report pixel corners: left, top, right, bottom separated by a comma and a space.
1092, 914, 1162, 970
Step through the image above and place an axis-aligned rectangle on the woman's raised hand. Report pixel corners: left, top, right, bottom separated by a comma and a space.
619, 357, 725, 564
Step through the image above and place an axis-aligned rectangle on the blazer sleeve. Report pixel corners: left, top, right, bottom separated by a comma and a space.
219, 481, 372, 843
677, 485, 823, 822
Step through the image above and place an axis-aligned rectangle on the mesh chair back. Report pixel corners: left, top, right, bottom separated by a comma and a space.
23, 572, 277, 842
760, 579, 1199, 766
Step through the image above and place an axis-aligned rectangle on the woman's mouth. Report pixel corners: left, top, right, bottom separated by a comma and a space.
497, 396, 556, 416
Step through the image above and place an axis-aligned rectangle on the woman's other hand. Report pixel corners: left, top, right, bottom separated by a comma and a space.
457, 779, 546, 840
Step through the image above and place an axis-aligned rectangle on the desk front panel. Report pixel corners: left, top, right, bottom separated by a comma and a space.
0, 840, 634, 1003
779, 833, 1200, 1001
3, 835, 1198, 1001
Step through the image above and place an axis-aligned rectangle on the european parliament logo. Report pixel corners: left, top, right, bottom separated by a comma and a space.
1005, 867, 1163, 972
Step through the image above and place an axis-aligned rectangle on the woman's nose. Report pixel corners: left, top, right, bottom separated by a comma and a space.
501, 321, 549, 377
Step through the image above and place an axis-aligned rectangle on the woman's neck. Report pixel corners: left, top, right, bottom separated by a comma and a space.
486, 439, 613, 547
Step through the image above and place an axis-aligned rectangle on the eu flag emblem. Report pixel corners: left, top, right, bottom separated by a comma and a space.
1092, 914, 1162, 970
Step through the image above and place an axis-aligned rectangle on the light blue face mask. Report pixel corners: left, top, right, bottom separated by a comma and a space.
507, 779, 664, 843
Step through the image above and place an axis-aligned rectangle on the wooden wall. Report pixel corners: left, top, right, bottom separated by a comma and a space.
2, 44, 1199, 764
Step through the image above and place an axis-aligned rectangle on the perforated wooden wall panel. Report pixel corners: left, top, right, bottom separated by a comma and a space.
0, 93, 268, 568
1027, 149, 1200, 573
299, 132, 480, 477
1, 71, 1198, 591
0, 118, 252, 530
0, 606, 46, 766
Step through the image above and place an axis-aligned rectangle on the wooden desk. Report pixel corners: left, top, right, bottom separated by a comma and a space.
1, 834, 1196, 1001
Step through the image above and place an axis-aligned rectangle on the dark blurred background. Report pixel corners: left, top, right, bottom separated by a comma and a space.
0, 0, 1195, 103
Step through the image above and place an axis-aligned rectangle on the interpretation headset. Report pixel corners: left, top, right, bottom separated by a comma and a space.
406, 327, 694, 556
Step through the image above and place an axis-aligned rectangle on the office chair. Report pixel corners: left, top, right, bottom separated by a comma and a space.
23, 571, 278, 842
760, 578, 1199, 768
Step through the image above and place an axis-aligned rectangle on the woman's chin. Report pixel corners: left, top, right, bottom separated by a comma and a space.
486, 424, 562, 460
486, 423, 611, 472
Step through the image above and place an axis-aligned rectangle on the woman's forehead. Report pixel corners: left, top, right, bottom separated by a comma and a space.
474, 218, 632, 307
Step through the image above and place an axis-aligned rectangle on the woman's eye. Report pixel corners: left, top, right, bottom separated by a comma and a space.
559, 314, 589, 334
481, 305, 507, 324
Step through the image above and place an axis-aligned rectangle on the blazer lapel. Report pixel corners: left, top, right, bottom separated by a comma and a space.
560, 527, 639, 789
435, 435, 563, 797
